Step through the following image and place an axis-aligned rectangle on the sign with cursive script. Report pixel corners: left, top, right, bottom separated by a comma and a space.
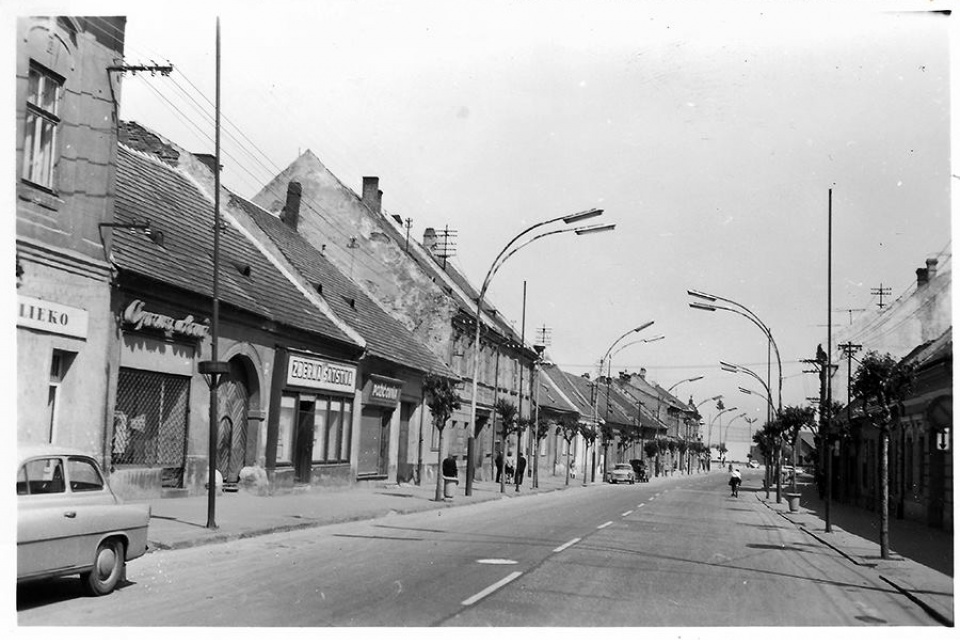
122, 299, 209, 339
287, 353, 357, 393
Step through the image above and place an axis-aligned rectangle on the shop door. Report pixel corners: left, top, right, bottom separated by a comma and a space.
358, 407, 390, 477
396, 403, 414, 483
218, 373, 250, 484
294, 400, 316, 483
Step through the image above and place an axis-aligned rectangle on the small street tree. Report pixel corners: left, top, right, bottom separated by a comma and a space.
643, 439, 659, 476
556, 418, 580, 486
423, 374, 462, 502
778, 405, 817, 493
532, 417, 552, 488
578, 422, 598, 481
599, 421, 615, 479
494, 398, 518, 493
851, 351, 915, 559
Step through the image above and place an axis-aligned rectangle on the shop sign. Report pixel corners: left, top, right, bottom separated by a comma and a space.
287, 354, 357, 393
122, 299, 209, 339
362, 375, 403, 408
17, 295, 88, 339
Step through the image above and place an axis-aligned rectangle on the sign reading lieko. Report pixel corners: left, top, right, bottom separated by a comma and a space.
287, 354, 357, 393
17, 295, 89, 339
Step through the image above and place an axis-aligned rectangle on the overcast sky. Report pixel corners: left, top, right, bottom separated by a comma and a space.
15, 0, 953, 452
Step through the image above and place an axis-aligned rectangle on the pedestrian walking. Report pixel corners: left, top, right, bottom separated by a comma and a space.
495, 451, 504, 483
515, 453, 527, 492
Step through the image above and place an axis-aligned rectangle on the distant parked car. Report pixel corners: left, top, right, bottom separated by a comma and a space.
608, 463, 636, 484
748, 460, 760, 469
17, 445, 151, 596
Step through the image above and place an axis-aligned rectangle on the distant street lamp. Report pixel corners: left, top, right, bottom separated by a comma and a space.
590, 322, 655, 485
466, 210, 614, 495
709, 406, 739, 457
667, 375, 704, 394
720, 359, 775, 422
688, 290, 782, 414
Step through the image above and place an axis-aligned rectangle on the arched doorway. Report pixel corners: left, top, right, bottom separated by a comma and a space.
217, 358, 251, 484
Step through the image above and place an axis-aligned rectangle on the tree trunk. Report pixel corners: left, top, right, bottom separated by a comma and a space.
533, 437, 539, 488
880, 428, 890, 559
434, 429, 445, 502
565, 443, 571, 486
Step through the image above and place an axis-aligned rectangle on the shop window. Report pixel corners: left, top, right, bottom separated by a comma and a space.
22, 62, 63, 191
311, 395, 352, 464
113, 368, 189, 472
276, 395, 296, 464
46, 350, 74, 443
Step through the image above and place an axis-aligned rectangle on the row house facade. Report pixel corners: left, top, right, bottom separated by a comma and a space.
107, 122, 458, 498
16, 17, 126, 453
830, 255, 952, 531
250, 152, 537, 482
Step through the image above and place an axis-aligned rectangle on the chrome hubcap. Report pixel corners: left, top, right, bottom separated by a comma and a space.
96, 547, 117, 580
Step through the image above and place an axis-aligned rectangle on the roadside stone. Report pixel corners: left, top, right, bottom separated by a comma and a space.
238, 466, 270, 496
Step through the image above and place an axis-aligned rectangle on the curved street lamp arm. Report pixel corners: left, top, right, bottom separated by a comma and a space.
601, 321, 655, 369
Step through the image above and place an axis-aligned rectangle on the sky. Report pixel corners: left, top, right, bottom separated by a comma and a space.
10, 0, 953, 455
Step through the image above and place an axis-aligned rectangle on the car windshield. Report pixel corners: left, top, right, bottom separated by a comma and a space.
615, 464, 631, 470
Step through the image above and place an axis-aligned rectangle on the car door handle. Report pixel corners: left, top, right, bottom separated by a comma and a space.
63, 511, 77, 518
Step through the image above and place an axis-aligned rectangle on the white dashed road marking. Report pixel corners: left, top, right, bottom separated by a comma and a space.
552, 538, 582, 553
621, 510, 633, 517
597, 521, 613, 529
461, 571, 523, 606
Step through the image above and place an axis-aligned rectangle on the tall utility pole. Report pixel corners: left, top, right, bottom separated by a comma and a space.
825, 187, 834, 533
198, 18, 229, 530
838, 342, 863, 405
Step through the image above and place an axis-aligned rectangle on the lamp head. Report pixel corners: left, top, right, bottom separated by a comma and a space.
634, 320, 655, 333
690, 302, 717, 312
574, 223, 615, 235
687, 289, 718, 302
562, 208, 604, 224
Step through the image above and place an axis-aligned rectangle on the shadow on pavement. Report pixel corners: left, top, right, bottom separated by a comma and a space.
795, 477, 953, 577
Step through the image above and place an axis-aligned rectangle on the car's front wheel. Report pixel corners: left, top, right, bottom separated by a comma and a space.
81, 539, 125, 596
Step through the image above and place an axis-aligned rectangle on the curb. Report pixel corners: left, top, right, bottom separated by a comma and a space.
146, 482, 574, 553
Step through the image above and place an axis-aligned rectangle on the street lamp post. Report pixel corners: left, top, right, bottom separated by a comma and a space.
710, 406, 739, 465
466, 210, 613, 495
603, 335, 664, 476
688, 290, 783, 415
589, 322, 655, 485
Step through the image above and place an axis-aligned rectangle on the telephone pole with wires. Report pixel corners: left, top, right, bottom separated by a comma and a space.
838, 342, 862, 405
871, 284, 892, 309
535, 325, 553, 349
433, 225, 458, 269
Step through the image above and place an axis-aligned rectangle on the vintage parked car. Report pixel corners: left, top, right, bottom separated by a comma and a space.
17, 445, 150, 596
608, 463, 637, 484
748, 459, 760, 469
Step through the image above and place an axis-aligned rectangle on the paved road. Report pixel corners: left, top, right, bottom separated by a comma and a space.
17, 471, 937, 626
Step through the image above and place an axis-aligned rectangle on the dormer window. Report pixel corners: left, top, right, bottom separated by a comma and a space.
22, 62, 63, 191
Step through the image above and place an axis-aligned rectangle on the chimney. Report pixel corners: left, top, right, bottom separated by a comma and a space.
639, 367, 647, 380
280, 182, 302, 231
423, 227, 437, 254
362, 176, 382, 214
926, 258, 938, 281
916, 267, 929, 288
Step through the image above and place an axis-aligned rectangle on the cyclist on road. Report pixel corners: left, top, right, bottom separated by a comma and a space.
728, 464, 742, 497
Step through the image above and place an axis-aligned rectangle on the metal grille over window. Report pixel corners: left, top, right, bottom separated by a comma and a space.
113, 368, 190, 487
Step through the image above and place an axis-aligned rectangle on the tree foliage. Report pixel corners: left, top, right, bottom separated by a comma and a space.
851, 351, 916, 430
424, 374, 461, 433
779, 405, 817, 447
556, 418, 579, 444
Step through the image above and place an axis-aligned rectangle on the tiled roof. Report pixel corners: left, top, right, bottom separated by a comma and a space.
112, 145, 361, 349
536, 367, 581, 416
233, 194, 455, 377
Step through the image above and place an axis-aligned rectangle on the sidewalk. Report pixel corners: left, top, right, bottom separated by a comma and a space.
751, 472, 954, 627
133, 469, 591, 552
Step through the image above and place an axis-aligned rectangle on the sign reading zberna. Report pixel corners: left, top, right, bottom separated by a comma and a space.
287, 354, 357, 393
17, 295, 89, 339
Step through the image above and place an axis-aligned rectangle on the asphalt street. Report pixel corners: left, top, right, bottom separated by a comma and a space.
17, 470, 937, 626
